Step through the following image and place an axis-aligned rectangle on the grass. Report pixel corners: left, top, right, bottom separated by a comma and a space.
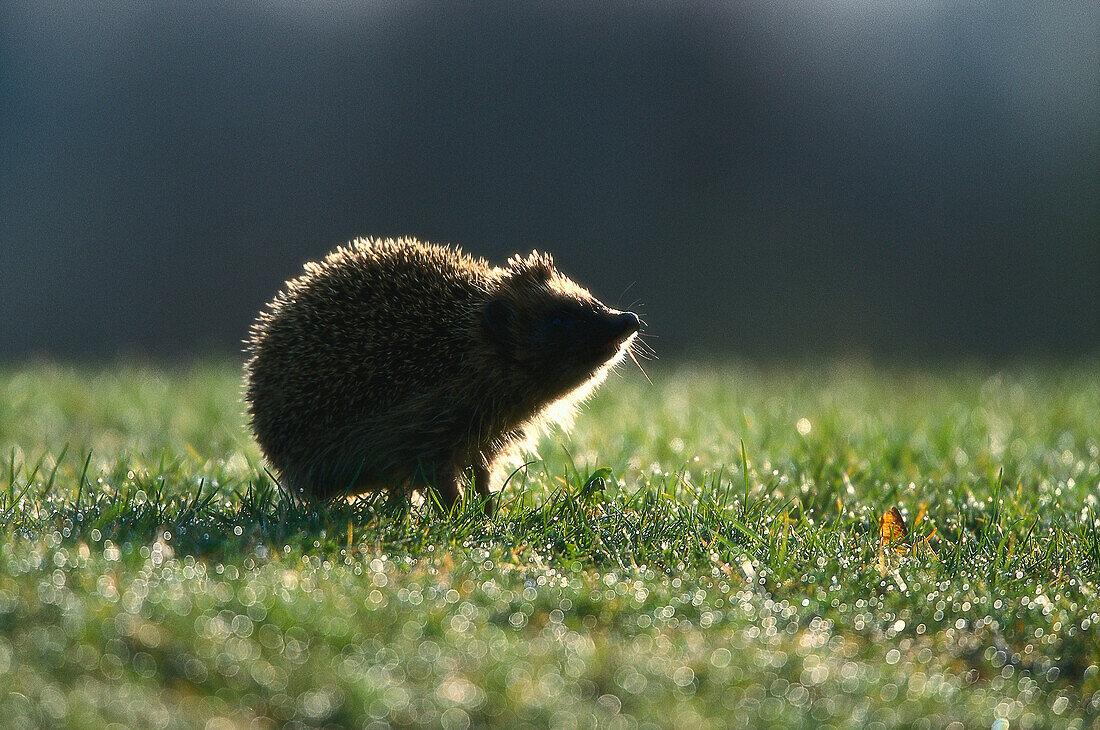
0, 360, 1098, 729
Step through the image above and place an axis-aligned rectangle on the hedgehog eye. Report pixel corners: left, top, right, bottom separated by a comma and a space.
547, 305, 579, 330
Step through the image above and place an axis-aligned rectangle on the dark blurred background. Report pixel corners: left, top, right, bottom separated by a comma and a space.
2, 2, 1097, 361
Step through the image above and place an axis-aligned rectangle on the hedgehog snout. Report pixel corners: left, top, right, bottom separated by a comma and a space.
589, 309, 640, 360
612, 311, 640, 341
599, 309, 639, 345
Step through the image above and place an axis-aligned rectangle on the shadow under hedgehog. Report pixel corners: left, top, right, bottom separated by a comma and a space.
244, 237, 641, 514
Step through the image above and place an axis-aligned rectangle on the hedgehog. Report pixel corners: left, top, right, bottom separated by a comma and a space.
244, 237, 641, 513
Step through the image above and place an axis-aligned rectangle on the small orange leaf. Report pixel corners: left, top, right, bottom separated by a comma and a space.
877, 506, 909, 576
880, 506, 908, 548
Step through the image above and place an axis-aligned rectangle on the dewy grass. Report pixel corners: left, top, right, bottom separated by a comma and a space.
0, 360, 1098, 728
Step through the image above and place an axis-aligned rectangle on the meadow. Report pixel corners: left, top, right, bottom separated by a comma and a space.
0, 361, 1098, 729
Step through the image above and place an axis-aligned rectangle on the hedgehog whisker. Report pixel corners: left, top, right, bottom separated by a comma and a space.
627, 344, 653, 385
616, 282, 637, 308
633, 336, 658, 360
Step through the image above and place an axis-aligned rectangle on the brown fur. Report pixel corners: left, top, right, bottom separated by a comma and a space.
244, 237, 639, 511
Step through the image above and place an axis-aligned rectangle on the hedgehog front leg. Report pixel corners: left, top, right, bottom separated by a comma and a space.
414, 460, 461, 512
472, 453, 494, 516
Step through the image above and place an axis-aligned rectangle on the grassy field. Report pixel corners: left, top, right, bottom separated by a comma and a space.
1, 361, 1098, 729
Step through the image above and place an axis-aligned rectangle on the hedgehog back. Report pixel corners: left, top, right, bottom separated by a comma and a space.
245, 238, 497, 491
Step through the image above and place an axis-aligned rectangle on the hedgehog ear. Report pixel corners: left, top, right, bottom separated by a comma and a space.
483, 298, 514, 341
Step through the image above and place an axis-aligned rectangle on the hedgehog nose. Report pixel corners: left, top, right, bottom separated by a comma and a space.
613, 311, 640, 340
